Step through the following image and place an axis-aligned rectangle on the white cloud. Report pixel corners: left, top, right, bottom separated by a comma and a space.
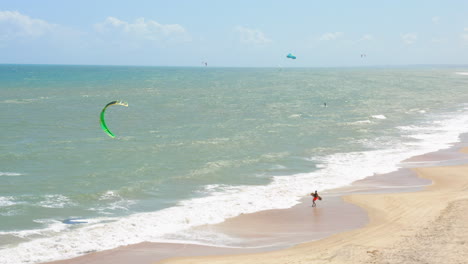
318, 32, 343, 41
234, 26, 271, 44
432, 16, 440, 24
359, 34, 373, 42
401, 33, 417, 45
461, 28, 468, 42
94, 17, 189, 42
0, 11, 57, 40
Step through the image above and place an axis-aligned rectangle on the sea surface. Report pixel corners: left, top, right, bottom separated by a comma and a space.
1, 65, 468, 263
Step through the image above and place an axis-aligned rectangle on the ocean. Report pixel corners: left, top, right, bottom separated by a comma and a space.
1, 65, 468, 263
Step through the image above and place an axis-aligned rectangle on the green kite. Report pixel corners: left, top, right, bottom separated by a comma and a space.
100, 101, 128, 138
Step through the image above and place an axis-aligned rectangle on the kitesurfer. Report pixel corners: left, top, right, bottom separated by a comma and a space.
311, 190, 322, 207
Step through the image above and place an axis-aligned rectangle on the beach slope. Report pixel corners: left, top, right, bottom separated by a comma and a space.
161, 164, 468, 264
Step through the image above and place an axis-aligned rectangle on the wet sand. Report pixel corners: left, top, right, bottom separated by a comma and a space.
45, 139, 468, 264
161, 155, 468, 264
45, 169, 431, 264
46, 188, 370, 264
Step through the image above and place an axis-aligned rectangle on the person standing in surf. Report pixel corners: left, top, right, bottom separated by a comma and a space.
311, 190, 322, 207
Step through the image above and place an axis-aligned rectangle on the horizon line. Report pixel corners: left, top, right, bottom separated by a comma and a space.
1, 63, 468, 69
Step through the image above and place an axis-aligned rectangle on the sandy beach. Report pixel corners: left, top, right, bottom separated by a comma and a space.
3, 4, 468, 264
161, 163, 468, 264
46, 187, 370, 264
43, 144, 468, 264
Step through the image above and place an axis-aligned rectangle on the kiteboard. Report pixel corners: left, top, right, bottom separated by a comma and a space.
63, 218, 87, 224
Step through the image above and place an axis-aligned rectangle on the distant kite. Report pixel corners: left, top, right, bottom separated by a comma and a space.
286, 53, 297, 59
100, 101, 128, 138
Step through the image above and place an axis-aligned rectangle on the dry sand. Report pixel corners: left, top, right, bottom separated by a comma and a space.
44, 149, 468, 264
460, 147, 468, 154
161, 164, 468, 264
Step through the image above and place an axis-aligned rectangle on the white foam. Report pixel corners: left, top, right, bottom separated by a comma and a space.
95, 191, 137, 212
200, 184, 238, 194
348, 120, 371, 125
0, 220, 68, 239
0, 197, 15, 207
99, 190, 120, 200
0, 172, 23, 177
288, 114, 302, 118
455, 72, 468, 76
0, 217, 114, 238
88, 199, 137, 214
191, 137, 230, 146
371, 114, 387, 119
0, 97, 49, 104
407, 108, 427, 114
106, 200, 137, 211
0, 196, 22, 215
2, 107, 468, 264
38, 195, 75, 209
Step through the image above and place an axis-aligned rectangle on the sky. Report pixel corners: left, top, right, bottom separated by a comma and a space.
0, 0, 468, 67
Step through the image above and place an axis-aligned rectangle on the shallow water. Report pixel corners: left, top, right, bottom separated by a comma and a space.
1, 65, 468, 263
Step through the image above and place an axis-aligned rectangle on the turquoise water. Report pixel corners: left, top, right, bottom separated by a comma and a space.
1, 65, 468, 263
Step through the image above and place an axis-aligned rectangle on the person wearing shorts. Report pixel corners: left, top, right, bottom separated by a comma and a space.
311, 190, 322, 207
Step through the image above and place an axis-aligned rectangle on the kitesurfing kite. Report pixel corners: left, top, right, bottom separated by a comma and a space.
286, 53, 297, 60
100, 100, 128, 138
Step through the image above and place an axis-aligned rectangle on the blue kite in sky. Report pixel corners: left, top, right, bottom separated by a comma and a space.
286, 53, 297, 60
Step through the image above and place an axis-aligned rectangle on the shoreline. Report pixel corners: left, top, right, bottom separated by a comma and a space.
158, 137, 468, 264
2, 65, 468, 264
43, 140, 468, 264
158, 153, 468, 264
46, 185, 371, 264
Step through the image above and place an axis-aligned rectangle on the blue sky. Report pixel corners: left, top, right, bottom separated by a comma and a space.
1, 0, 467, 67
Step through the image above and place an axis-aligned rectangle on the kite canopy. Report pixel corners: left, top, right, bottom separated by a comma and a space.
286, 53, 297, 59
100, 100, 128, 138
